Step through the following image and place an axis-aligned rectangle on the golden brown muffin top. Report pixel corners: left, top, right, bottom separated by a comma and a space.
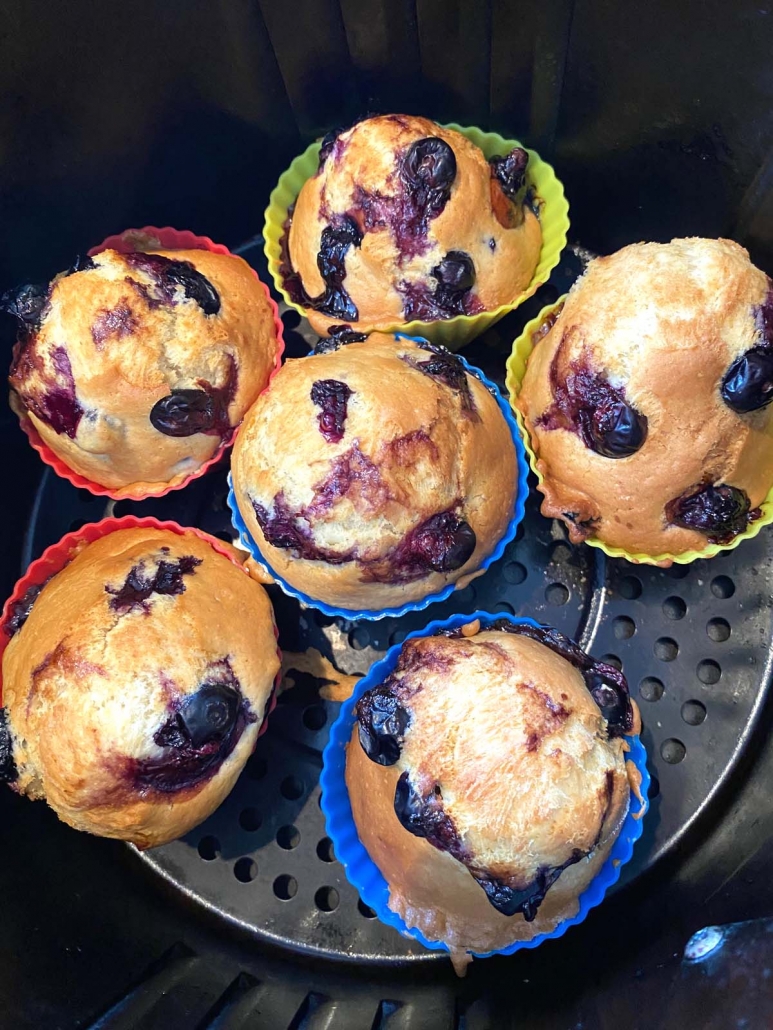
7, 247, 279, 490
286, 114, 541, 335
1, 528, 279, 847
232, 333, 518, 609
517, 237, 773, 556
353, 623, 633, 918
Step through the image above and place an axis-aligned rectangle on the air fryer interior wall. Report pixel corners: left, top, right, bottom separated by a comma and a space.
3, 2, 773, 1027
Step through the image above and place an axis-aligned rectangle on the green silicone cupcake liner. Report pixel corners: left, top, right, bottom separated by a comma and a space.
264, 122, 569, 351
505, 297, 773, 566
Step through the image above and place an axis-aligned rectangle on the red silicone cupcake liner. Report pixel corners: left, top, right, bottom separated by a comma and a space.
16, 227, 285, 501
0, 516, 280, 737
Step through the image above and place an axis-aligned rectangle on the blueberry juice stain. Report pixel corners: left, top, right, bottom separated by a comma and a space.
106, 554, 202, 614
310, 379, 353, 442
280, 211, 362, 322
539, 352, 647, 459
132, 665, 255, 793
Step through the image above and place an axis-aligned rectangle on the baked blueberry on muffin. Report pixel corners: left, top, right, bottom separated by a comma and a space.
0, 527, 279, 848
231, 333, 519, 612
282, 114, 542, 336
516, 238, 773, 558
346, 619, 640, 964
5, 247, 280, 493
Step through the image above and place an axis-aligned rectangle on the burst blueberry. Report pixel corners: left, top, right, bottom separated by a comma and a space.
356, 687, 410, 766
666, 483, 753, 541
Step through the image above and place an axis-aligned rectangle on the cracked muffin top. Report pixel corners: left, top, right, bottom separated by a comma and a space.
231, 333, 518, 612
346, 619, 638, 959
6, 247, 280, 493
0, 527, 279, 848
516, 237, 773, 557
282, 114, 542, 337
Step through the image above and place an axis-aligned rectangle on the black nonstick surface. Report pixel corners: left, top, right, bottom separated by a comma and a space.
16, 243, 773, 970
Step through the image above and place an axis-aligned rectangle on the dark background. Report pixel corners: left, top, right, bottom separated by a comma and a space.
3, 1, 773, 1027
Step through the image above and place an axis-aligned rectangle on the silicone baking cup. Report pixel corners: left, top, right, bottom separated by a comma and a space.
320, 610, 649, 962
263, 123, 569, 351
0, 516, 279, 735
227, 340, 530, 620
14, 226, 285, 501
505, 297, 773, 566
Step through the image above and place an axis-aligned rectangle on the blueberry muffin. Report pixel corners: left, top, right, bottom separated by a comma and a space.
347, 620, 639, 962
6, 247, 280, 493
282, 114, 542, 337
231, 333, 518, 612
0, 527, 279, 848
516, 238, 773, 557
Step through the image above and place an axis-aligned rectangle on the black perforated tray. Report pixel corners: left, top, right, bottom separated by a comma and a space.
18, 242, 773, 969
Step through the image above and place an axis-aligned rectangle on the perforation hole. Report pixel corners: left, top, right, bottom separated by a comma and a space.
503, 561, 527, 585
281, 775, 304, 800
316, 837, 335, 862
358, 900, 377, 919
315, 886, 340, 912
640, 677, 664, 702
711, 575, 735, 599
494, 601, 515, 614
239, 807, 262, 832
681, 700, 707, 726
666, 565, 689, 579
661, 738, 686, 764
649, 776, 661, 799
273, 874, 297, 900
655, 638, 679, 661
276, 825, 300, 850
601, 654, 623, 671
389, 629, 406, 646
545, 583, 569, 606
618, 576, 642, 600
350, 627, 370, 650
663, 596, 686, 620
247, 756, 267, 781
234, 858, 258, 883
282, 309, 301, 329
68, 518, 87, 532
613, 616, 635, 640
707, 618, 731, 642
697, 660, 721, 685
550, 541, 572, 564
198, 836, 221, 861
303, 705, 327, 731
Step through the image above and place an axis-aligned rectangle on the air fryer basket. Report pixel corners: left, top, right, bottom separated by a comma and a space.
3, 3, 773, 1028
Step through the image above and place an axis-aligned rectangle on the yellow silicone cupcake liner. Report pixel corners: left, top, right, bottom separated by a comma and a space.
506, 298, 773, 567
264, 123, 569, 351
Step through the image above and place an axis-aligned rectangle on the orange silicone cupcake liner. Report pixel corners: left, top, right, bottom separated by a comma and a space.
0, 516, 280, 734
13, 227, 286, 501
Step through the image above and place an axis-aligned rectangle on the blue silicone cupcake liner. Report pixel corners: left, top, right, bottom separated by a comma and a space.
320, 609, 650, 961
227, 339, 530, 621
